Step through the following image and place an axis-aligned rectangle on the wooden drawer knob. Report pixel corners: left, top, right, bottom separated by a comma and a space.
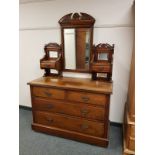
45, 117, 53, 123
81, 96, 89, 102
45, 104, 53, 109
81, 124, 89, 130
44, 91, 52, 97
81, 109, 89, 116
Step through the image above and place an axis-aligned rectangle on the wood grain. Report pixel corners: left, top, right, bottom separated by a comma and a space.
34, 111, 105, 137
28, 12, 113, 147
67, 91, 109, 106
32, 86, 65, 100
123, 47, 135, 155
28, 75, 112, 147
32, 123, 109, 147
32, 97, 107, 121
28, 76, 113, 94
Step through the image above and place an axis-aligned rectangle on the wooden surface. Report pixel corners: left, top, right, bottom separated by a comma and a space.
67, 91, 109, 106
127, 49, 135, 122
28, 12, 114, 147
123, 48, 135, 155
28, 76, 112, 94
91, 63, 112, 73
32, 87, 65, 100
32, 97, 107, 121
32, 123, 109, 147
59, 13, 95, 73
29, 76, 112, 147
38, 13, 114, 82
34, 111, 105, 137
76, 28, 87, 69
90, 43, 114, 80
40, 43, 62, 76
59, 12, 95, 28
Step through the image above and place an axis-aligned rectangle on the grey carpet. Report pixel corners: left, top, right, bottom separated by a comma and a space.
19, 109, 122, 155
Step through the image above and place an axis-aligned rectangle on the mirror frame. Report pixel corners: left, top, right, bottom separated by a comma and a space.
59, 12, 95, 72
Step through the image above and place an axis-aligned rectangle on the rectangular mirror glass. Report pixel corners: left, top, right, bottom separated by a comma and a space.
64, 29, 76, 69
98, 53, 108, 60
49, 51, 58, 58
64, 28, 91, 71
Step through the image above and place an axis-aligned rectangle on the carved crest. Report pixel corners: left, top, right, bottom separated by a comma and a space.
44, 43, 61, 51
59, 12, 95, 27
95, 43, 114, 51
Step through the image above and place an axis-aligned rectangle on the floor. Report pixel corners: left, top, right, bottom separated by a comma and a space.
19, 108, 123, 155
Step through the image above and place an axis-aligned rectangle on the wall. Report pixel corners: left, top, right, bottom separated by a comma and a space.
19, 0, 134, 123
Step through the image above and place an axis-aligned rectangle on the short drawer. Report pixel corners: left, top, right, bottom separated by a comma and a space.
34, 111, 105, 137
128, 137, 135, 151
91, 64, 112, 73
33, 97, 107, 121
40, 60, 55, 69
32, 87, 65, 100
67, 91, 109, 106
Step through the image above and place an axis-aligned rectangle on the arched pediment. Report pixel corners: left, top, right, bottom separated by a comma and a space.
59, 12, 95, 27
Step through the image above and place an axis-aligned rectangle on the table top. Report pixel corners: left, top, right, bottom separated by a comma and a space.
28, 76, 113, 94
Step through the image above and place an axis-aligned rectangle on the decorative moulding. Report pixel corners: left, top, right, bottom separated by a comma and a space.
59, 12, 95, 28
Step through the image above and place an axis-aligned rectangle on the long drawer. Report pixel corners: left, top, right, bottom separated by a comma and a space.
32, 97, 107, 121
67, 91, 109, 106
34, 111, 105, 137
32, 86, 65, 100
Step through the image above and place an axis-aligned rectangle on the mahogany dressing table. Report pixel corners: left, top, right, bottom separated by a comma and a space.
28, 13, 114, 147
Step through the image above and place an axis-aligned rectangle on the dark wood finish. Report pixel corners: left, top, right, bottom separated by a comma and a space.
40, 43, 63, 76
59, 12, 95, 72
34, 111, 105, 137
91, 63, 112, 73
32, 123, 109, 147
28, 13, 114, 147
32, 87, 65, 100
28, 76, 112, 94
38, 13, 114, 80
59, 12, 95, 28
32, 97, 107, 121
67, 91, 109, 106
39, 13, 114, 79
90, 43, 114, 81
28, 76, 112, 147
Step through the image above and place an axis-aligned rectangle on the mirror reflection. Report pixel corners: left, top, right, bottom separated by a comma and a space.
64, 28, 91, 70
49, 51, 58, 58
98, 53, 108, 60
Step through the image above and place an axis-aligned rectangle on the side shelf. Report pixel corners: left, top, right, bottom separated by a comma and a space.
40, 43, 63, 76
90, 43, 114, 81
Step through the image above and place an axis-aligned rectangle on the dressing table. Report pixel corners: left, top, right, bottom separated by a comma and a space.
28, 13, 114, 147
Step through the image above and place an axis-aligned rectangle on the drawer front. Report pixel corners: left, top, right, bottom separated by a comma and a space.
67, 91, 109, 106
32, 87, 65, 100
91, 64, 112, 73
130, 125, 135, 138
128, 137, 135, 151
40, 61, 55, 69
33, 97, 107, 121
34, 111, 105, 137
